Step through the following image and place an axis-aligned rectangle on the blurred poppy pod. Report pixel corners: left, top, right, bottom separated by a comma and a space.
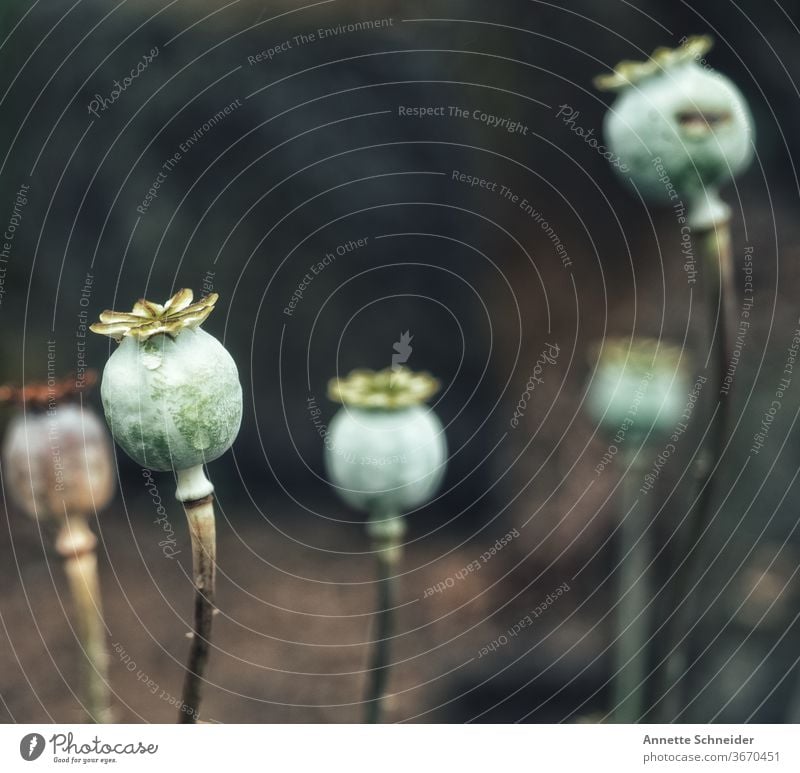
325, 366, 447, 724
325, 367, 447, 518
586, 338, 689, 441
1, 372, 115, 520
597, 39, 755, 717
597, 36, 753, 227
90, 289, 242, 495
584, 340, 690, 722
1, 372, 115, 723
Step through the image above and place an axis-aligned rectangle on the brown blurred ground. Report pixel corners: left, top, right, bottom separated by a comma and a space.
0, 495, 595, 724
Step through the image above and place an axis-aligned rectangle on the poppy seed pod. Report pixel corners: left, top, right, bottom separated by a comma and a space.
91, 289, 241, 723
597, 36, 753, 227
325, 367, 447, 724
1, 379, 115, 521
1, 373, 116, 722
325, 368, 447, 517
587, 338, 689, 440
90, 290, 242, 498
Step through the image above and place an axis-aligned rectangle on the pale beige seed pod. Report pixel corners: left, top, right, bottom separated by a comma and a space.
2, 379, 115, 521
1, 373, 116, 722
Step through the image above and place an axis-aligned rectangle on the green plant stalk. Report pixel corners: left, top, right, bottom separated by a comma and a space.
55, 516, 113, 723
613, 450, 652, 723
364, 512, 404, 724
658, 216, 734, 721
786, 671, 800, 722
178, 493, 216, 724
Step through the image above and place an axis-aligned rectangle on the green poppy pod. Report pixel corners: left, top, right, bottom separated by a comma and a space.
597, 36, 753, 227
324, 367, 447, 517
91, 290, 242, 479
587, 338, 689, 441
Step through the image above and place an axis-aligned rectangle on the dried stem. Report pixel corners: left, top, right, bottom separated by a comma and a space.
364, 512, 404, 724
55, 516, 113, 723
177, 471, 217, 724
612, 451, 652, 723
658, 215, 734, 720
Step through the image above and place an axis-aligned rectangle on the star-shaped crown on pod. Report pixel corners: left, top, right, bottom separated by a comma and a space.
90, 289, 217, 342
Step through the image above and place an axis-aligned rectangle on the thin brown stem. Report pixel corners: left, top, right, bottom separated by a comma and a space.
178, 494, 216, 724
55, 517, 113, 723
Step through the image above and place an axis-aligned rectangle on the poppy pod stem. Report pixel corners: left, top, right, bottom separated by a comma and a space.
612, 449, 653, 723
55, 516, 112, 723
658, 214, 735, 720
694, 217, 736, 517
701, 215, 736, 413
175, 464, 217, 724
787, 673, 800, 722
687, 215, 735, 522
364, 512, 404, 724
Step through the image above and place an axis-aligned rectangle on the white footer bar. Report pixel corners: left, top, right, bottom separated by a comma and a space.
2, 724, 796, 772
